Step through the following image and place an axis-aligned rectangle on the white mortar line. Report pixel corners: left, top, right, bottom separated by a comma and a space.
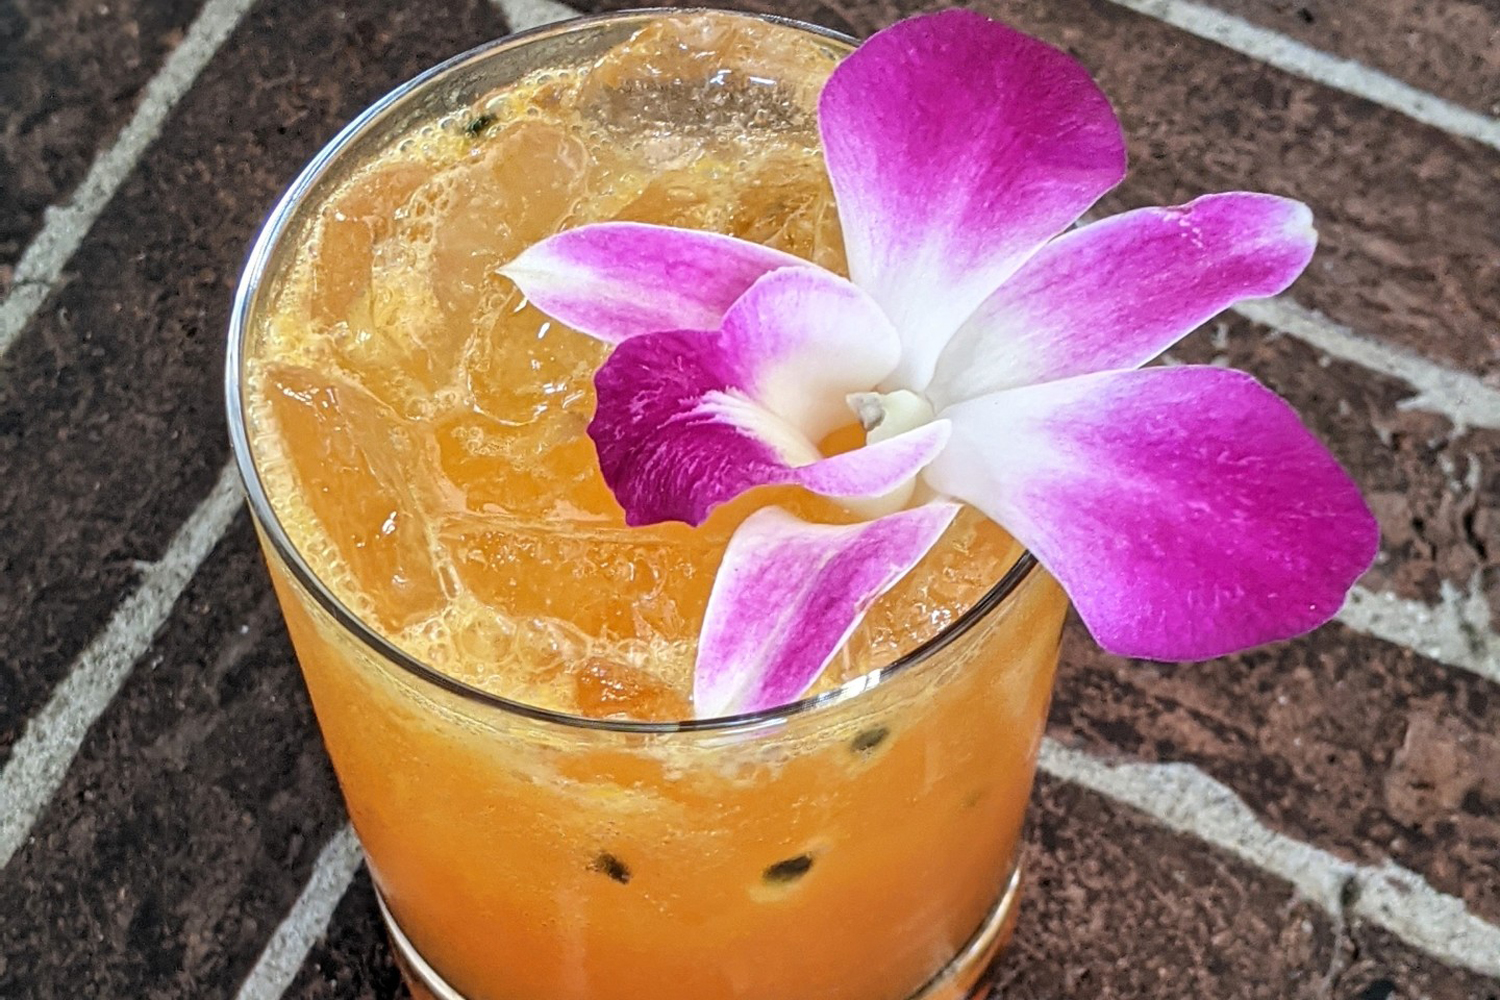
1102, 0, 1500, 153
0, 0, 260, 360
1236, 297, 1500, 434
0, 461, 243, 869
1038, 738, 1500, 979
234, 824, 363, 1000
489, 0, 579, 33
1338, 581, 1500, 687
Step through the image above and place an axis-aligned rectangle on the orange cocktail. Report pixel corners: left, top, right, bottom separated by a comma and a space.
228, 12, 1068, 1000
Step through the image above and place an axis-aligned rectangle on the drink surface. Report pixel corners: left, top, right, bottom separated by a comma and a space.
246, 14, 1024, 720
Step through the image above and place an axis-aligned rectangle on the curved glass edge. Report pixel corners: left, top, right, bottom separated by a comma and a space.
224, 6, 1041, 736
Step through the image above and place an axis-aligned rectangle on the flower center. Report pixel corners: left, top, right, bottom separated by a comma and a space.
847, 389, 936, 444
832, 390, 938, 519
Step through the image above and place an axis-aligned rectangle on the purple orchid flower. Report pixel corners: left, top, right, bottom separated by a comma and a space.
501, 10, 1380, 718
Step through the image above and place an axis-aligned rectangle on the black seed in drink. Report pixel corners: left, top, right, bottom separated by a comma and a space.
850, 725, 889, 754
763, 854, 814, 884
591, 852, 632, 884
465, 113, 497, 136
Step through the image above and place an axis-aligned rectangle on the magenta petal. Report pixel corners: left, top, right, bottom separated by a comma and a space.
694, 503, 962, 717
820, 10, 1126, 391
925, 367, 1379, 660
928, 194, 1318, 406
589, 269, 944, 526
500, 222, 804, 343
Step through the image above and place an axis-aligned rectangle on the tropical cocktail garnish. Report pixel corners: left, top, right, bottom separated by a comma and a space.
503, 9, 1380, 718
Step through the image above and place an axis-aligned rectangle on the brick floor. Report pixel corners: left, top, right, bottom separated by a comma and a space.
0, 0, 1495, 997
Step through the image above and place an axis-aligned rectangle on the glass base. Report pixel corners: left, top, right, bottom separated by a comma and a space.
378, 861, 1022, 1000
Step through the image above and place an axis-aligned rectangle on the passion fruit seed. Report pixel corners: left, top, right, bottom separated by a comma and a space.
465, 113, 497, 137
763, 854, 814, 884
850, 725, 889, 754
590, 851, 632, 884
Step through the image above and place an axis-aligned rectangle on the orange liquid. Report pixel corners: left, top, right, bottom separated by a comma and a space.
241, 13, 1068, 1000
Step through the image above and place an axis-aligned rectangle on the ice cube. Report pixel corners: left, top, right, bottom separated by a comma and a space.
572, 656, 691, 720
260, 362, 445, 631
308, 161, 429, 329
430, 121, 589, 326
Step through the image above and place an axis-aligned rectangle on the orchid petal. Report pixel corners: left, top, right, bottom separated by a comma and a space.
500, 222, 804, 343
695, 503, 962, 717
924, 367, 1378, 660
590, 268, 949, 526
820, 10, 1126, 392
928, 194, 1317, 406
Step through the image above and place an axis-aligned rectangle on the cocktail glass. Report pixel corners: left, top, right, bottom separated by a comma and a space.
226, 11, 1070, 1000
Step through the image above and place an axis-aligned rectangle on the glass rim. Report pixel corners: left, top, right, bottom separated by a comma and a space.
224, 6, 1041, 736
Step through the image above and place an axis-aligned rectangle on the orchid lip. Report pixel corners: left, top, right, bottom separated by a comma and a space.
584, 268, 936, 527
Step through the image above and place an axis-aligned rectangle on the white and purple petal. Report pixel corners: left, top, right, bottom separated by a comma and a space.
924, 366, 1379, 660
500, 222, 804, 343
820, 9, 1127, 392
716, 267, 902, 438
694, 503, 962, 717
589, 268, 947, 526
927, 194, 1318, 406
